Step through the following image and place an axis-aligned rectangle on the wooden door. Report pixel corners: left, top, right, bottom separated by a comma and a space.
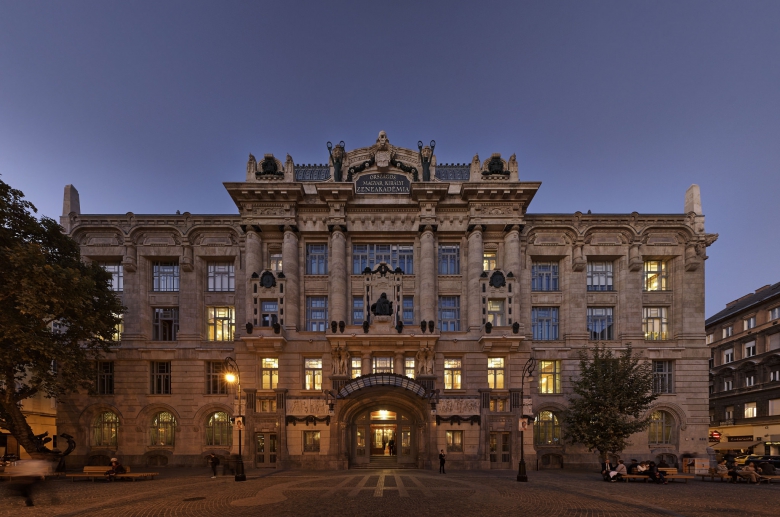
255, 433, 277, 467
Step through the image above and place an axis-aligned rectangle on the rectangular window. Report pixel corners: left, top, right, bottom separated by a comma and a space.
96, 361, 114, 395
257, 399, 277, 412
489, 398, 508, 412
152, 261, 179, 292
438, 244, 460, 275
269, 253, 283, 273
438, 296, 461, 332
483, 251, 496, 271
402, 297, 414, 325
261, 358, 278, 390
207, 306, 234, 341
586, 261, 613, 291
744, 316, 756, 331
532, 307, 559, 340
306, 297, 328, 332
372, 357, 394, 374
724, 380, 733, 391
113, 314, 124, 342
744, 402, 757, 418
587, 307, 614, 340
446, 430, 463, 452
206, 361, 227, 395
642, 307, 668, 340
444, 359, 462, 390
643, 260, 667, 291
99, 263, 123, 292
770, 333, 780, 351
723, 348, 734, 364
725, 406, 733, 419
304, 358, 322, 390
771, 370, 780, 381
260, 301, 279, 327
352, 297, 364, 325
303, 431, 320, 452
351, 244, 414, 274
532, 262, 559, 291
745, 375, 755, 387
351, 357, 362, 379
404, 357, 415, 379
150, 361, 171, 395
723, 326, 733, 339
487, 300, 505, 326
538, 360, 561, 394
207, 263, 235, 292
706, 334, 714, 344
305, 244, 328, 275
769, 398, 780, 416
744, 340, 756, 358
487, 358, 505, 389
771, 307, 780, 321
152, 308, 179, 341
652, 361, 674, 394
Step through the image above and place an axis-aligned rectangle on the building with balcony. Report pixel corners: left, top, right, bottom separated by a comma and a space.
56, 131, 717, 470
707, 282, 780, 455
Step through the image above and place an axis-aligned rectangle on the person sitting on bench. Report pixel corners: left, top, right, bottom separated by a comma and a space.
105, 458, 126, 482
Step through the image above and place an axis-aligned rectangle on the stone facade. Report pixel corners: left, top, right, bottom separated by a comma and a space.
706, 282, 780, 455
57, 131, 717, 470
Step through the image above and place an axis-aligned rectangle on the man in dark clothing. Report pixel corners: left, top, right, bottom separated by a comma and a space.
105, 458, 126, 482
627, 459, 639, 475
208, 453, 220, 478
758, 462, 776, 475
439, 450, 446, 474
601, 460, 616, 481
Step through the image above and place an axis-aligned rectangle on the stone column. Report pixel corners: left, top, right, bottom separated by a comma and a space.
245, 230, 262, 325
282, 229, 299, 330
467, 226, 484, 330
362, 351, 372, 376
395, 351, 404, 376
329, 228, 347, 325
420, 228, 436, 324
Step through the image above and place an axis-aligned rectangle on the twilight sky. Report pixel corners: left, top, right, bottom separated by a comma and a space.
1, 0, 778, 317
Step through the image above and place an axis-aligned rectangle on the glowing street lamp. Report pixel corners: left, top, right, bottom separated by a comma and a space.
223, 357, 246, 482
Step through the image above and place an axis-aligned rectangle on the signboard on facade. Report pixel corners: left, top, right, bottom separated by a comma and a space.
727, 435, 755, 442
355, 173, 410, 194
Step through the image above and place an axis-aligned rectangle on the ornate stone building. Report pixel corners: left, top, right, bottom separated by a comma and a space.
707, 282, 780, 456
57, 132, 717, 470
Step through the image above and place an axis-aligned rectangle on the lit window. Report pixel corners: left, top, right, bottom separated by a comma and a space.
446, 430, 463, 452
261, 358, 278, 390
256, 398, 277, 412
304, 359, 322, 390
444, 359, 462, 390
152, 262, 179, 292
438, 296, 460, 332
532, 307, 559, 340
206, 361, 227, 395
305, 244, 328, 275
652, 361, 674, 394
269, 253, 283, 273
303, 431, 320, 452
150, 411, 177, 446
207, 306, 235, 341
586, 262, 613, 291
207, 263, 235, 292
489, 398, 508, 412
532, 262, 559, 291
92, 411, 119, 447
483, 251, 497, 271
643, 261, 667, 291
438, 244, 460, 275
306, 297, 328, 332
372, 357, 393, 374
487, 358, 505, 389
744, 402, 757, 418
205, 411, 232, 446
587, 307, 613, 340
99, 262, 124, 292
487, 300, 505, 326
648, 411, 673, 444
404, 357, 415, 379
744, 317, 756, 331
112, 314, 124, 342
642, 307, 668, 340
538, 360, 561, 394
351, 357, 362, 379
534, 411, 561, 445
150, 361, 171, 394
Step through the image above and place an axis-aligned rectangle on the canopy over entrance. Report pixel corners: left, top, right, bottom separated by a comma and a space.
337, 373, 429, 399
710, 440, 764, 450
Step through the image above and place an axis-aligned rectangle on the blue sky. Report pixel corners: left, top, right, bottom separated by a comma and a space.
1, 0, 778, 317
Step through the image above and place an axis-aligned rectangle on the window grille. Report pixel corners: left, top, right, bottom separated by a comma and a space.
207, 306, 234, 341
648, 411, 673, 444
643, 261, 667, 291
587, 307, 614, 340
206, 361, 227, 395
269, 253, 283, 272
150, 361, 171, 394
207, 263, 235, 292
652, 361, 674, 394
487, 300, 505, 326
438, 244, 460, 275
150, 411, 177, 446
92, 411, 119, 447
352, 297, 364, 325
532, 262, 559, 291
305, 244, 328, 275
404, 357, 415, 378
446, 430, 463, 452
483, 251, 497, 271
534, 411, 561, 445
532, 307, 559, 340
96, 361, 114, 395
438, 296, 461, 331
205, 411, 232, 446
306, 297, 328, 331
152, 308, 179, 341
351, 244, 414, 274
538, 360, 562, 394
99, 263, 124, 292
351, 357, 362, 379
586, 261, 613, 291
152, 262, 179, 292
402, 297, 414, 325
642, 307, 668, 340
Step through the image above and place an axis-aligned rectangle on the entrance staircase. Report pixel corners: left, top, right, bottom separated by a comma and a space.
350, 455, 417, 469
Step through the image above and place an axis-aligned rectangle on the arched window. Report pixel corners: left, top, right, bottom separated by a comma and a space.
648, 410, 674, 444
534, 410, 561, 446
205, 411, 233, 446
150, 411, 177, 446
92, 411, 119, 447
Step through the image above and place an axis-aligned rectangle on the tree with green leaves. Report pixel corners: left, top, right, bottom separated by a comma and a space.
563, 344, 658, 461
0, 178, 124, 458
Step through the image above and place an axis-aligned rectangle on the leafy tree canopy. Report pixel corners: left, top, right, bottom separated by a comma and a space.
562, 344, 658, 461
0, 178, 124, 457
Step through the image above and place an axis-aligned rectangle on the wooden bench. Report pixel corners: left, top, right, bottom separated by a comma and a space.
620, 474, 650, 482
659, 467, 694, 483
697, 468, 729, 482
66, 466, 158, 482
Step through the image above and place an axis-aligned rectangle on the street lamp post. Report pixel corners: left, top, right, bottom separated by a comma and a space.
517, 356, 536, 482
224, 357, 246, 482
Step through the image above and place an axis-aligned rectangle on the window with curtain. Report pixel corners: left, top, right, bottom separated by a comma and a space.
205, 411, 233, 446
92, 411, 119, 447
150, 411, 177, 446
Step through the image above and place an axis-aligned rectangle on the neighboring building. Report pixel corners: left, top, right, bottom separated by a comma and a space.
707, 282, 780, 456
57, 131, 717, 470
0, 389, 57, 460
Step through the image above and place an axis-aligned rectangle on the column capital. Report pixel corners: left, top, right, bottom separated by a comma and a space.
328, 224, 347, 234
467, 224, 486, 234
419, 224, 438, 234
279, 225, 299, 233
503, 224, 523, 234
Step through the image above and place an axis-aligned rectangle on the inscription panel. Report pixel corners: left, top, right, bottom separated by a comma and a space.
355, 173, 410, 194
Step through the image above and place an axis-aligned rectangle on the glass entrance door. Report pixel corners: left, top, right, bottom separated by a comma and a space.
370, 425, 396, 455
489, 432, 511, 468
255, 433, 277, 467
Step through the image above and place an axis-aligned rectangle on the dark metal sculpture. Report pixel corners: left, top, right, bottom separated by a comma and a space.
428, 320, 435, 333
258, 155, 282, 177
483, 154, 510, 176
245, 322, 253, 334
489, 271, 506, 288
485, 321, 493, 334
338, 321, 346, 333
418, 140, 436, 181
370, 293, 393, 316
326, 141, 346, 182
260, 271, 276, 289
331, 320, 338, 333
362, 321, 370, 333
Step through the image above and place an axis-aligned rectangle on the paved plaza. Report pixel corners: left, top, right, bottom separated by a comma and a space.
2, 468, 779, 517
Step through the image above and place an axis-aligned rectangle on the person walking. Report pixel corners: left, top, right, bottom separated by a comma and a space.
7, 459, 50, 507
439, 450, 446, 474
207, 453, 220, 478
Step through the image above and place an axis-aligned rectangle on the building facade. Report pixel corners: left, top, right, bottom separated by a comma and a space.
707, 282, 780, 456
57, 132, 717, 470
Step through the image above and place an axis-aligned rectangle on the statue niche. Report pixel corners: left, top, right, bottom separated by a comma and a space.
370, 292, 393, 316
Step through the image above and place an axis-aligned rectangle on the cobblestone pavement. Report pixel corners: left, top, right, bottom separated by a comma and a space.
2, 468, 779, 517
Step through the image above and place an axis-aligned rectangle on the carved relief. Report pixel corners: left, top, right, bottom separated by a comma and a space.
286, 398, 328, 416
437, 399, 480, 415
